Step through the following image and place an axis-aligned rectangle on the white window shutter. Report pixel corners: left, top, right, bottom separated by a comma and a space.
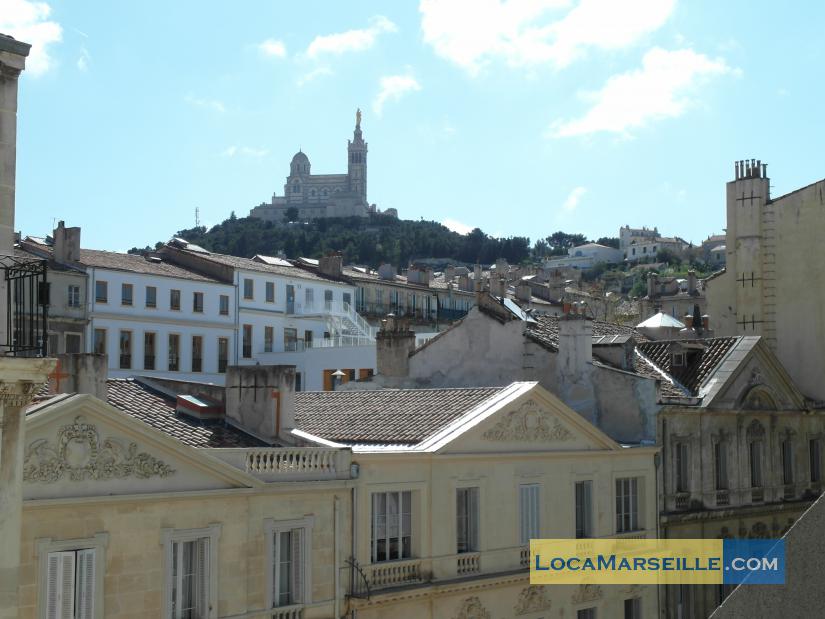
46, 552, 61, 619
76, 549, 96, 619
47, 551, 76, 619
291, 528, 304, 604
469, 488, 479, 550
196, 538, 209, 618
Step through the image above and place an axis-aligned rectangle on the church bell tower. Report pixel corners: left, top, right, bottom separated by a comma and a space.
348, 108, 368, 202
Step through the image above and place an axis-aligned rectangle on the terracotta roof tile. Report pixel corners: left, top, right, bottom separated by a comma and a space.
295, 387, 505, 445
635, 337, 739, 395
525, 315, 648, 352
106, 379, 264, 448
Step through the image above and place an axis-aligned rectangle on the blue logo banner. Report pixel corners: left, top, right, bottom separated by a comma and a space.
722, 539, 785, 585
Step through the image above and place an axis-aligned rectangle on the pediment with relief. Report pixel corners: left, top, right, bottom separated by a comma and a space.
482, 399, 573, 442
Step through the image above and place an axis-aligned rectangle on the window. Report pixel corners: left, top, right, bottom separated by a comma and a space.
219, 294, 229, 316
624, 597, 641, 619
38, 533, 107, 619
217, 338, 228, 374
672, 352, 686, 367
371, 491, 412, 563
782, 438, 794, 485
119, 331, 132, 369
191, 336, 203, 373
265, 517, 313, 609
675, 442, 689, 492
616, 477, 639, 533
266, 282, 275, 303
243, 278, 254, 300
305, 288, 314, 311
810, 438, 822, 483
93, 329, 106, 355
144, 332, 156, 370
750, 441, 763, 487
284, 328, 298, 352
715, 442, 728, 490
146, 286, 157, 308
242, 325, 252, 358
456, 487, 480, 554
343, 292, 352, 307
304, 330, 313, 349
121, 283, 133, 306
519, 484, 540, 545
575, 481, 593, 539
577, 608, 596, 619
65, 333, 82, 354
168, 334, 180, 371
170, 289, 181, 311
95, 281, 107, 303
162, 526, 220, 619
193, 292, 204, 313
264, 327, 274, 353
324, 289, 333, 310
67, 285, 81, 308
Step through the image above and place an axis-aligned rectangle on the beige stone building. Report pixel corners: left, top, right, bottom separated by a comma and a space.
705, 159, 825, 402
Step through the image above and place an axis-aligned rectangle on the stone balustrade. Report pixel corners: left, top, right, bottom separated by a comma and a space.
368, 558, 423, 588
456, 552, 480, 575
207, 447, 352, 481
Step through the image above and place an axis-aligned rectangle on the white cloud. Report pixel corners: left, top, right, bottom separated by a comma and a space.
0, 0, 63, 76
76, 46, 90, 71
184, 94, 226, 113
373, 73, 421, 116
222, 146, 269, 158
562, 186, 587, 211
297, 66, 333, 86
419, 0, 675, 75
549, 47, 736, 137
442, 218, 474, 234
258, 38, 286, 58
306, 15, 396, 58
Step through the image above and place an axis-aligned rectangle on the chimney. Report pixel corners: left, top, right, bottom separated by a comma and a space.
683, 314, 693, 328
225, 365, 296, 444
458, 273, 471, 292
377, 263, 396, 281
376, 314, 416, 378
318, 252, 343, 278
702, 314, 709, 331
555, 312, 596, 421
646, 273, 658, 298
49, 353, 109, 400
444, 265, 456, 281
687, 269, 697, 295
473, 264, 482, 291
515, 280, 532, 302
495, 258, 509, 278
52, 221, 81, 264
491, 275, 507, 298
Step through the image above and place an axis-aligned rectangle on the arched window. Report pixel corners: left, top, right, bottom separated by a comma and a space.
293, 182, 300, 194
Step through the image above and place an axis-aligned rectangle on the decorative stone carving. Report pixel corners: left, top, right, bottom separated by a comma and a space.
23, 416, 175, 482
482, 400, 573, 442
514, 586, 552, 615
454, 596, 490, 619
748, 366, 765, 386
746, 419, 765, 438
742, 387, 777, 411
571, 583, 602, 604
0, 380, 41, 407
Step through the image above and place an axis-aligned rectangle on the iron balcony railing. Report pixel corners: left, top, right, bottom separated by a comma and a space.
2, 255, 49, 357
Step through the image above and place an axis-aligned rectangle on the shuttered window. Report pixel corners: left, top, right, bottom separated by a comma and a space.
519, 484, 540, 545
272, 529, 305, 607
171, 538, 209, 619
575, 481, 593, 539
456, 487, 480, 553
45, 548, 95, 619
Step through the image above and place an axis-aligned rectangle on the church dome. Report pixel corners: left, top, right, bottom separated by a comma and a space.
291, 151, 309, 165
290, 151, 311, 176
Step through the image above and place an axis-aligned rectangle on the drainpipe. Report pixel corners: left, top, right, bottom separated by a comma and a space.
334, 494, 340, 619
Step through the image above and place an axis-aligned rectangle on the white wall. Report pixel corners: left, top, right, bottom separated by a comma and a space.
255, 344, 376, 391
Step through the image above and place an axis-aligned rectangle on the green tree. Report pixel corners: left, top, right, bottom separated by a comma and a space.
285, 207, 300, 223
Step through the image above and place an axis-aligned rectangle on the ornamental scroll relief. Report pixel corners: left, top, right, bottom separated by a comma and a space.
454, 597, 491, 619
514, 585, 552, 615
482, 399, 573, 442
23, 416, 175, 483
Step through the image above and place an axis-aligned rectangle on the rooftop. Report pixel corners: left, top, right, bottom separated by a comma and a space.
636, 337, 740, 395
525, 315, 648, 352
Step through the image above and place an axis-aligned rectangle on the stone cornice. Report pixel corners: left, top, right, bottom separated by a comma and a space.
0, 34, 32, 57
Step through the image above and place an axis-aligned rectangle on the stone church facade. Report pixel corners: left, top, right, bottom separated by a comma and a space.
251, 110, 396, 222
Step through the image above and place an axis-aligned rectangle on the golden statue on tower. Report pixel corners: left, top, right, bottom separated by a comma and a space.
356, 108, 362, 128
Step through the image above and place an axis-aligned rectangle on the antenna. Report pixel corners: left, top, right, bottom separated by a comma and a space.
195, 207, 200, 228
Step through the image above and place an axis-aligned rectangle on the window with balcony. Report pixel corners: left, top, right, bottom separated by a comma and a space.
519, 484, 540, 545
810, 438, 822, 483
193, 292, 204, 313
219, 294, 229, 316
170, 289, 181, 311
144, 332, 156, 370
162, 526, 220, 619
675, 442, 689, 493
265, 517, 313, 609
264, 327, 274, 353
243, 278, 254, 300
371, 491, 412, 563
218, 337, 228, 374
95, 280, 108, 303
191, 336, 203, 373
616, 477, 639, 533
266, 282, 275, 303
119, 330, 132, 369
67, 284, 81, 308
168, 334, 180, 371
146, 285, 157, 308
284, 328, 298, 352
304, 330, 313, 349
749, 440, 763, 488
456, 487, 480, 554
715, 442, 728, 490
575, 480, 593, 539
121, 283, 133, 306
93, 328, 106, 355
242, 325, 252, 358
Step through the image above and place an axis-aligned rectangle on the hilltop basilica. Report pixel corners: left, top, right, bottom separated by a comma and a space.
250, 110, 396, 222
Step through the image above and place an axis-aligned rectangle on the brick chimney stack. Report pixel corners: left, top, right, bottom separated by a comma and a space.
376, 314, 416, 378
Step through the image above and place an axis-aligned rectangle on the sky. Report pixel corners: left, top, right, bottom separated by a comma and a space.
4, 0, 825, 252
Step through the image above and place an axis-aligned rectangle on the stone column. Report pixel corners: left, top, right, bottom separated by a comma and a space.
0, 357, 54, 619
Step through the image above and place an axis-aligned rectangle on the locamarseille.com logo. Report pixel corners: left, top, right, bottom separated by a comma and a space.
530, 539, 784, 585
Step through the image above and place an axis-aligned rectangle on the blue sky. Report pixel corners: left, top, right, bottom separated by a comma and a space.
4, 0, 825, 252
